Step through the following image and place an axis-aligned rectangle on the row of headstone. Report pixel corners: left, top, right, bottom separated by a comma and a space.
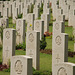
3, 28, 40, 75
52, 2, 75, 74
1, 0, 51, 75
52, 20, 75, 75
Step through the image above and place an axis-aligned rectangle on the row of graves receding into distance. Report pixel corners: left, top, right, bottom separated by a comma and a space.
0, 0, 75, 75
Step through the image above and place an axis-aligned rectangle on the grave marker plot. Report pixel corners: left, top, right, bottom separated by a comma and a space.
16, 19, 25, 45
3, 28, 16, 66
26, 31, 40, 70
11, 55, 32, 75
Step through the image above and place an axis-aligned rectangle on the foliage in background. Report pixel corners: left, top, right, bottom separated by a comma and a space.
0, 27, 4, 42
18, 14, 23, 18
40, 37, 47, 50
30, 4, 34, 13
38, 3, 43, 20
44, 32, 52, 37
16, 42, 26, 50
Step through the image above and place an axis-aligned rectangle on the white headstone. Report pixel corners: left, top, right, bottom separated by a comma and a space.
52, 21, 68, 75
3, 28, 16, 66
11, 55, 32, 75
26, 31, 40, 70
41, 14, 49, 33
27, 13, 35, 32
34, 20, 44, 40
0, 18, 9, 28
16, 19, 25, 45
55, 62, 75, 75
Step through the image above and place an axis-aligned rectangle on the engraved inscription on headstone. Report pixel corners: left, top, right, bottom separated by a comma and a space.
57, 67, 67, 75
29, 50, 33, 57
6, 47, 9, 57
18, 20, 21, 27
56, 54, 60, 63
15, 60, 23, 74
55, 36, 61, 45
58, 16, 61, 21
55, 23, 59, 30
5, 31, 10, 39
28, 33, 34, 42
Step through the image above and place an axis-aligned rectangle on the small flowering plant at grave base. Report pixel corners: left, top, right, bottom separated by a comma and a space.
50, 2, 52, 7
18, 14, 23, 18
30, 24, 32, 27
0, 64, 9, 71
16, 42, 26, 50
0, 61, 10, 72
44, 31, 52, 37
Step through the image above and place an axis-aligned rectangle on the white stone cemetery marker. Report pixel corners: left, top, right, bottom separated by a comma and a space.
52, 21, 68, 75
3, 28, 16, 66
11, 55, 32, 75
0, 18, 9, 28
27, 13, 35, 32
54, 62, 75, 75
41, 14, 49, 33
26, 31, 40, 70
16, 19, 25, 45
34, 20, 44, 40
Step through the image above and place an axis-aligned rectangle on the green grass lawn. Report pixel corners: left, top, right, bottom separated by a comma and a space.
0, 50, 75, 75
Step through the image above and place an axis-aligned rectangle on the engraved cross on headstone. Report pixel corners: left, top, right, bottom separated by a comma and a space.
17, 28, 21, 43
56, 54, 60, 63
6, 47, 9, 57
29, 50, 33, 57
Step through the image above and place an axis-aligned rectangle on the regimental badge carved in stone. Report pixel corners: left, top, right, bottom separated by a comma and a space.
18, 20, 21, 27
55, 23, 59, 30
55, 36, 61, 45
28, 33, 34, 42
15, 60, 23, 74
5, 31, 10, 39
35, 21, 40, 30
57, 67, 67, 75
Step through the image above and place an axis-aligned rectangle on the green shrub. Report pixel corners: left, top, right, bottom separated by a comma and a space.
18, 14, 22, 18
69, 35, 74, 41
40, 37, 47, 50
3, 68, 10, 72
22, 42, 26, 50
16, 42, 26, 50
31, 4, 34, 13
